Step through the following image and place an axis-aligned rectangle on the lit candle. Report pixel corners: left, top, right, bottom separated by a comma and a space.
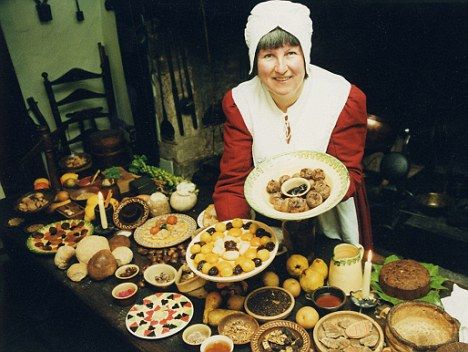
97, 191, 108, 229
362, 250, 373, 299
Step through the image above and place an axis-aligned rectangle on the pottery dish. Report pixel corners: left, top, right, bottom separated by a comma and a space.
313, 311, 384, 352
218, 312, 259, 344
144, 263, 177, 288
244, 287, 294, 322
245, 150, 349, 221
250, 320, 311, 352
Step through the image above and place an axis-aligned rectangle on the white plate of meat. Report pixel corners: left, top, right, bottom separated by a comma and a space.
244, 151, 350, 221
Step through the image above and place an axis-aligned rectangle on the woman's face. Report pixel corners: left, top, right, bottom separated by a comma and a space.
256, 44, 306, 105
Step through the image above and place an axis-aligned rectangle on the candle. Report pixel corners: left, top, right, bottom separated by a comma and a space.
362, 250, 372, 299
97, 191, 108, 229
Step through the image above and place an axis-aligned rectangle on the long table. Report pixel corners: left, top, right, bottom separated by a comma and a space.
1, 186, 467, 352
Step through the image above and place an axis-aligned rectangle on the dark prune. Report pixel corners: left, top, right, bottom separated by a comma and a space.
81, 229, 88, 235
253, 258, 262, 267
208, 267, 219, 276
190, 253, 196, 260
242, 221, 252, 229
43, 245, 52, 251
197, 260, 207, 271
32, 232, 44, 239
77, 221, 84, 227
255, 228, 267, 236
206, 228, 216, 234
265, 242, 275, 251
225, 222, 233, 230
233, 264, 243, 275
257, 245, 265, 251
195, 241, 206, 247
224, 240, 237, 250
61, 222, 70, 230
49, 227, 57, 235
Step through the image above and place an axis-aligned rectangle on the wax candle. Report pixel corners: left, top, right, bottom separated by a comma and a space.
362, 250, 372, 299
97, 191, 108, 229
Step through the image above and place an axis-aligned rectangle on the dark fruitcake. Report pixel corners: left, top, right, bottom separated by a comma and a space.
379, 259, 430, 300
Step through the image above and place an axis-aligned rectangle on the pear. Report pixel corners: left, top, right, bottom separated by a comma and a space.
300, 267, 325, 293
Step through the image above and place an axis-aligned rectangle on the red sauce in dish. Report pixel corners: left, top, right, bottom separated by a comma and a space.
205, 341, 231, 352
315, 293, 342, 308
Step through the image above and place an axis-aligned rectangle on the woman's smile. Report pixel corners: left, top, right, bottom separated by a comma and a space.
257, 44, 306, 110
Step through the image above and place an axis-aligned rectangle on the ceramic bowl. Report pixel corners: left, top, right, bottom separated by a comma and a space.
244, 150, 350, 221
175, 264, 207, 293
200, 335, 234, 352
182, 324, 212, 346
115, 264, 140, 280
143, 263, 177, 288
112, 282, 138, 306
244, 286, 295, 322
305, 285, 346, 316
280, 177, 311, 197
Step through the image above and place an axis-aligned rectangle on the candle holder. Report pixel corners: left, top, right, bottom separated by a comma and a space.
94, 204, 114, 232
93, 224, 117, 237
350, 290, 379, 310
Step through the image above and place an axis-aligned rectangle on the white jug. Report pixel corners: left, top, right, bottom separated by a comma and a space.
328, 243, 364, 295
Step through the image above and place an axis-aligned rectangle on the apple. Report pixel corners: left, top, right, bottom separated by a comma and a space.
295, 306, 319, 329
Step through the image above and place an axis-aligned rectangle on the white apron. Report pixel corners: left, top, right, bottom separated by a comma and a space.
232, 64, 360, 244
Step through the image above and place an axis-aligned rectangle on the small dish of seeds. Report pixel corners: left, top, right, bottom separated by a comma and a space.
143, 263, 177, 288
115, 264, 140, 279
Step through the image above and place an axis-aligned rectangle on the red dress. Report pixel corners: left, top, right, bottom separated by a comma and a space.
213, 85, 373, 250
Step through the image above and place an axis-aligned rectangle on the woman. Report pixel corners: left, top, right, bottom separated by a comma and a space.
213, 0, 374, 253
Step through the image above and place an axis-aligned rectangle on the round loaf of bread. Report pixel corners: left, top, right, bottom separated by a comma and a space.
379, 259, 430, 300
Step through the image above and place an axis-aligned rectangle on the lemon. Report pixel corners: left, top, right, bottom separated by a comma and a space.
295, 306, 319, 329
282, 278, 301, 297
262, 271, 280, 287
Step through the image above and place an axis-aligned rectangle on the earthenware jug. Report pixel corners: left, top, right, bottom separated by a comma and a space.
328, 243, 364, 294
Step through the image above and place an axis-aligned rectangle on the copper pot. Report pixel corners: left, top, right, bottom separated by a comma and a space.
366, 114, 396, 153
417, 192, 453, 214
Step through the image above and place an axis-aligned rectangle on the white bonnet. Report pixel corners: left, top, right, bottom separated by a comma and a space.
245, 0, 313, 74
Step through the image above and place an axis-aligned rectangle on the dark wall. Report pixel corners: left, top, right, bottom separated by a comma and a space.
144, 1, 467, 171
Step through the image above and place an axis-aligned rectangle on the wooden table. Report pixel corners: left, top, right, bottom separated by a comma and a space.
1, 185, 467, 352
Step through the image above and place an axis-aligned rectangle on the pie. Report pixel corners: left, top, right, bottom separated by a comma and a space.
26, 220, 93, 254
126, 292, 193, 339
133, 214, 196, 248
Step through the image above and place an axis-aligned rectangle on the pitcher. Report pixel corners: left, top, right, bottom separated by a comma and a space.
328, 243, 364, 294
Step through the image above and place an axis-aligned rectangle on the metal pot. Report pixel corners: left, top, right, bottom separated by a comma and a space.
366, 114, 396, 153
417, 192, 453, 214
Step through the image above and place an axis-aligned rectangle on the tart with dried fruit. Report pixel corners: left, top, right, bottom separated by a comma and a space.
26, 220, 93, 254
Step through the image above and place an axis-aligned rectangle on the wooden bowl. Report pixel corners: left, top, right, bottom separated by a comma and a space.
386, 301, 460, 351
250, 320, 310, 352
218, 312, 259, 345
313, 311, 384, 352
14, 190, 54, 215
59, 152, 92, 173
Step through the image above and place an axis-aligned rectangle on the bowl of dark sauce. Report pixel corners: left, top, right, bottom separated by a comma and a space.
306, 285, 346, 315
281, 177, 311, 197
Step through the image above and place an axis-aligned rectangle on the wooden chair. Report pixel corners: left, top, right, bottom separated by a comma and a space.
42, 42, 133, 157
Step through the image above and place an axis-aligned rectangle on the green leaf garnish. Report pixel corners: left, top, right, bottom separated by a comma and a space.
370, 255, 448, 307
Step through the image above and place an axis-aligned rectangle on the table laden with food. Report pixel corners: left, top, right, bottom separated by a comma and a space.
1, 153, 467, 352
